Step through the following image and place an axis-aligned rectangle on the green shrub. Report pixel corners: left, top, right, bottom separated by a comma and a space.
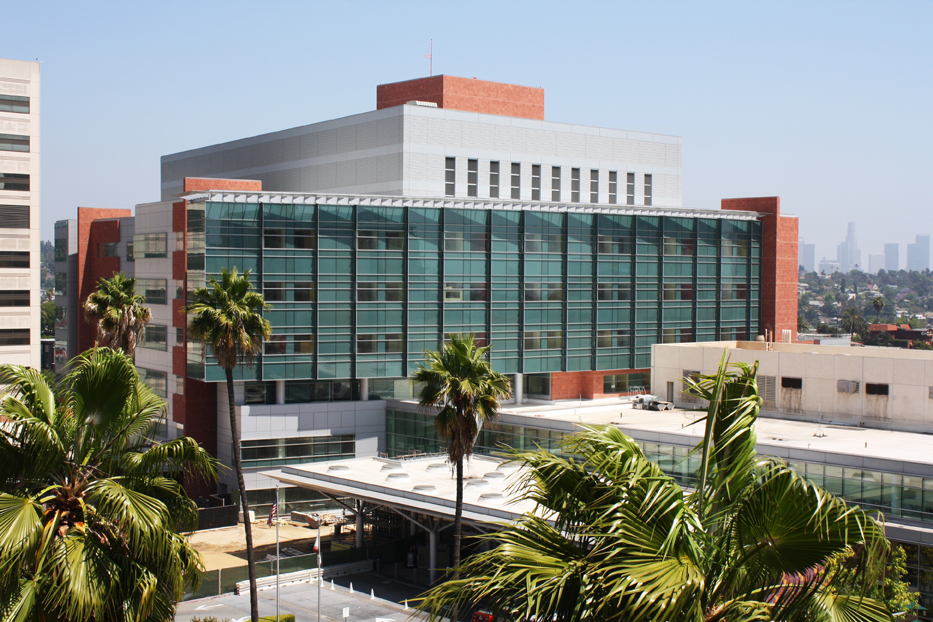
260, 616, 296, 622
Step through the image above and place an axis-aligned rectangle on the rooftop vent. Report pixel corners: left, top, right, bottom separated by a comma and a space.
407, 100, 438, 108
413, 484, 437, 493
386, 472, 412, 483
327, 465, 351, 473
426, 463, 449, 472
466, 479, 490, 489
380, 463, 404, 472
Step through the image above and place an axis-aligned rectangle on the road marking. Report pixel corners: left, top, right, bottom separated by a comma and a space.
194, 604, 224, 610
376, 618, 397, 621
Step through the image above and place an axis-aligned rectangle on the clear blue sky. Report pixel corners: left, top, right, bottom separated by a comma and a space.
5, 0, 932, 265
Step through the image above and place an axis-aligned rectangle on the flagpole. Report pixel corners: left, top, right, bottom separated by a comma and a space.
275, 485, 280, 622
316, 522, 322, 622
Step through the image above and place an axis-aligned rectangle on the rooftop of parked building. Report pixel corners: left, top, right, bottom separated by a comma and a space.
667, 339, 933, 361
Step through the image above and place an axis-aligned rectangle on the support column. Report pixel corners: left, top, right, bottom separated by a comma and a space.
275, 380, 285, 405
428, 529, 438, 584
360, 378, 369, 401
513, 373, 523, 405
356, 507, 364, 548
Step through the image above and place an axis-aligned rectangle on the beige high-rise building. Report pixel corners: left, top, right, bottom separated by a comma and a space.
0, 58, 40, 367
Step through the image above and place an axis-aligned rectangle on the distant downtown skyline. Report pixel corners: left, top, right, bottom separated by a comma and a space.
800, 223, 930, 274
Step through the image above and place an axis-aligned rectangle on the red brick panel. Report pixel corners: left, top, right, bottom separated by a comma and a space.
172, 200, 186, 232
722, 197, 799, 342
172, 250, 186, 281
76, 210, 131, 353
183, 177, 262, 193
550, 369, 651, 400
185, 379, 217, 458
172, 393, 186, 426
173, 345, 186, 377
377, 75, 545, 120
172, 299, 186, 328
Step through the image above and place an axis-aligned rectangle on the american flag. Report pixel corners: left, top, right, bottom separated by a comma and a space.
267, 499, 278, 526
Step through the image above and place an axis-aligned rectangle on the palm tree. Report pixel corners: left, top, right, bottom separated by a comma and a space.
83, 272, 152, 359
182, 267, 271, 622
410, 334, 511, 572
841, 306, 868, 336
0, 348, 218, 621
417, 353, 893, 621
873, 296, 886, 323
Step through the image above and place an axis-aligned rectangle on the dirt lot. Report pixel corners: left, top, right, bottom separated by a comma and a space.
189, 521, 354, 571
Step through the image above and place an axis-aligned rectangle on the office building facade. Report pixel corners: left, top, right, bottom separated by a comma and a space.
885, 242, 899, 272
908, 234, 930, 272
798, 238, 814, 272
0, 58, 40, 367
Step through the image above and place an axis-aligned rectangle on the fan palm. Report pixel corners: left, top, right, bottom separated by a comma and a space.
182, 267, 271, 622
410, 334, 511, 571
83, 272, 152, 360
0, 347, 218, 621
417, 352, 893, 621
841, 306, 868, 336
873, 296, 885, 323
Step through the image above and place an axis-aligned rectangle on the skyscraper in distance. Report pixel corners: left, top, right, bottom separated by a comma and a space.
798, 239, 815, 272
884, 243, 899, 272
907, 235, 930, 272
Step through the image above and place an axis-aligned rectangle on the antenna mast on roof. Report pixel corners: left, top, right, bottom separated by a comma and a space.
425, 39, 433, 76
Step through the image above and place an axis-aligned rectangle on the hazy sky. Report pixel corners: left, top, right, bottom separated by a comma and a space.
4, 1, 931, 264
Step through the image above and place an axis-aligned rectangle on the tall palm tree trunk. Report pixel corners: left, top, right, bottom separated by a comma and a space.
226, 367, 259, 622
453, 454, 463, 572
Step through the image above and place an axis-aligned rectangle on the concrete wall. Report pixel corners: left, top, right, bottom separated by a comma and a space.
652, 341, 933, 433
0, 58, 40, 367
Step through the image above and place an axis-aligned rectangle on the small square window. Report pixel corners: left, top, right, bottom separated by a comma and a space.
781, 377, 802, 389
865, 383, 889, 396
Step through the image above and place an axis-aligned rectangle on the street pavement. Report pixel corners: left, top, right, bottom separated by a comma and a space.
175, 572, 434, 622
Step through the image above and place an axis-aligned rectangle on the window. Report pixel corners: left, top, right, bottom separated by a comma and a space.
663, 283, 694, 301
608, 171, 617, 204
176, 327, 184, 346
264, 334, 315, 355
531, 164, 541, 200
445, 157, 455, 196
662, 328, 693, 343
524, 331, 563, 350
571, 168, 580, 202
604, 372, 650, 394
358, 230, 404, 251
597, 282, 632, 301
626, 173, 635, 205
55, 272, 67, 294
524, 233, 565, 253
720, 283, 747, 301
293, 282, 315, 302
511, 162, 520, 199
264, 282, 285, 302
0, 290, 28, 306
551, 166, 561, 201
264, 228, 285, 248
174, 280, 185, 299
444, 231, 487, 252
0, 173, 29, 191
245, 382, 273, 404
489, 161, 499, 198
241, 434, 355, 468
682, 369, 703, 403
358, 281, 404, 302
132, 233, 167, 258
722, 239, 749, 258
644, 174, 653, 206
139, 368, 167, 398
0, 95, 29, 114
524, 374, 550, 399
524, 282, 563, 301
781, 377, 803, 390
445, 332, 488, 347
444, 282, 487, 302
597, 329, 630, 348
0, 329, 29, 346
590, 169, 599, 203
837, 380, 860, 394
126, 241, 135, 262
55, 237, 68, 261
0, 251, 29, 268
467, 159, 478, 197
136, 279, 167, 305
97, 242, 116, 257
865, 383, 889, 396
357, 333, 404, 354
598, 235, 633, 255
0, 134, 29, 153
663, 237, 695, 256
141, 324, 168, 351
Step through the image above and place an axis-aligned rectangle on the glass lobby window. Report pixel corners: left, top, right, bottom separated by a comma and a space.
467, 159, 478, 197
445, 157, 455, 196
608, 171, 618, 204
241, 435, 355, 468
0, 134, 29, 153
644, 174, 653, 206
358, 282, 404, 302
524, 282, 563, 302
524, 331, 563, 350
604, 372, 650, 393
524, 374, 551, 399
0, 95, 29, 114
626, 173, 635, 205
489, 161, 500, 198
133, 233, 167, 258
0, 251, 29, 268
358, 230, 404, 251
597, 282, 632, 301
551, 166, 561, 201
597, 329, 630, 348
531, 164, 541, 200
571, 168, 580, 202
444, 231, 487, 252
590, 169, 599, 203
511, 162, 520, 199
